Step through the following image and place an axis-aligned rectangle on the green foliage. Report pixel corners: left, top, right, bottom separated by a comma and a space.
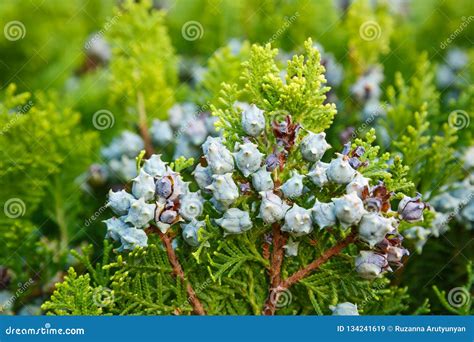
197, 43, 250, 106
41, 268, 105, 315
212, 39, 336, 148
447, 84, 474, 147
0, 0, 114, 90
380, 55, 460, 197
413, 0, 474, 55
165, 0, 346, 59
0, 85, 99, 218
345, 0, 394, 75
166, 0, 242, 57
107, 0, 178, 122
0, 84, 100, 312
3, 0, 472, 317
170, 156, 195, 173
383, 54, 440, 134
43, 41, 418, 316
352, 129, 414, 194
433, 261, 473, 315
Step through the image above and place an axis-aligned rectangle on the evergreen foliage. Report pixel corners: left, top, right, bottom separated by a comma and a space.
43, 41, 421, 316
107, 0, 178, 122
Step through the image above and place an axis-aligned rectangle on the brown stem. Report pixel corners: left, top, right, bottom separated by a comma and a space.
281, 228, 357, 289
262, 223, 287, 315
157, 229, 206, 315
263, 227, 358, 315
137, 91, 154, 158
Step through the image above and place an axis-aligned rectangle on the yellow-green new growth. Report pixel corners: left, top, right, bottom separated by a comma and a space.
107, 0, 178, 121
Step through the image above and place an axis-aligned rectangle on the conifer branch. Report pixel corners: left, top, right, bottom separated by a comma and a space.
151, 227, 206, 315
137, 91, 155, 158
263, 227, 358, 315
262, 223, 287, 315
282, 228, 358, 289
